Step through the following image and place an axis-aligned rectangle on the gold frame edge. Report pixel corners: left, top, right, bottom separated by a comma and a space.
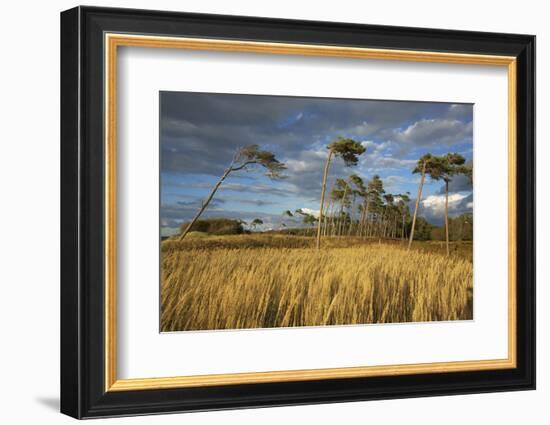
104, 33, 518, 392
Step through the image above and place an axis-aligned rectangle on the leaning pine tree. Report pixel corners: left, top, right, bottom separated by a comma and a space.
348, 174, 366, 235
408, 153, 440, 251
439, 153, 467, 256
359, 175, 384, 238
395, 192, 411, 242
316, 137, 365, 249
179, 145, 286, 240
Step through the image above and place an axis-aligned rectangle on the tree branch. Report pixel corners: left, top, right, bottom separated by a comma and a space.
230, 160, 257, 172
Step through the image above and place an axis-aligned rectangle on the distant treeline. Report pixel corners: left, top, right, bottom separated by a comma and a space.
409, 214, 472, 241
176, 215, 472, 241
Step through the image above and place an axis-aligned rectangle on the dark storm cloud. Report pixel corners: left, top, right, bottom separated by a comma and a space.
173, 195, 275, 209
160, 201, 297, 230
161, 202, 237, 227
160, 92, 472, 181
165, 181, 295, 198
232, 199, 277, 207
176, 198, 226, 208
437, 174, 473, 194
160, 92, 473, 228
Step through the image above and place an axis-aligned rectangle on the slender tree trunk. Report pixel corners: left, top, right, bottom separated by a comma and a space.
337, 185, 348, 237
445, 179, 450, 256
382, 211, 387, 239
322, 200, 331, 237
361, 199, 370, 238
333, 208, 337, 236
330, 204, 336, 236
359, 204, 367, 237
326, 204, 332, 236
316, 150, 333, 249
367, 214, 372, 238
358, 204, 364, 237
408, 161, 427, 251
179, 167, 232, 240
348, 198, 356, 236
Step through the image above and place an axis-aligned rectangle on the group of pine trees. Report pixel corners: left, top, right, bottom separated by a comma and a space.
178, 140, 472, 256
310, 173, 411, 241
314, 138, 471, 254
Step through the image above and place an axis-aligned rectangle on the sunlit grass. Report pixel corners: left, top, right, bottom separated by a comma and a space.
160, 235, 473, 331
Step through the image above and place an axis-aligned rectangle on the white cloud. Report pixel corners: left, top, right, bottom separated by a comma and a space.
417, 191, 473, 225
446, 104, 473, 120
361, 140, 393, 152
421, 192, 469, 216
393, 119, 473, 146
384, 175, 420, 190
299, 208, 320, 218
359, 150, 416, 172
349, 121, 371, 136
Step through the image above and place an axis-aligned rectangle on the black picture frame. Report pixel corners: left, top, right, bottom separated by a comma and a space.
61, 5, 535, 419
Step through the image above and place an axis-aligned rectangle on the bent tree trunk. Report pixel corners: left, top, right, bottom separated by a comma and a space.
445, 179, 450, 256
316, 150, 333, 249
179, 167, 232, 240
408, 161, 426, 251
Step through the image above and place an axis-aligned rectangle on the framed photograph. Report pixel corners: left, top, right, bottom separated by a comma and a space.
60, 6, 535, 419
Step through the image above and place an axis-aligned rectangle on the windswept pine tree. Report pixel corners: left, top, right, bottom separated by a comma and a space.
438, 153, 467, 255
251, 218, 264, 230
408, 154, 440, 250
295, 209, 318, 235
348, 174, 366, 235
359, 175, 384, 238
316, 138, 365, 249
179, 145, 286, 240
395, 193, 411, 242
382, 194, 395, 240
330, 178, 352, 237
281, 210, 294, 230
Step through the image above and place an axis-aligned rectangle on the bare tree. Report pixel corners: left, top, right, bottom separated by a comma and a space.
179, 145, 286, 240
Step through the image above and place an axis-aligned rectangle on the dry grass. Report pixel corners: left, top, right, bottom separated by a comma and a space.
162, 234, 473, 260
161, 235, 473, 331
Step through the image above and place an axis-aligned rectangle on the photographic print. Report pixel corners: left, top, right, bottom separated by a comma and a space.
160, 92, 474, 332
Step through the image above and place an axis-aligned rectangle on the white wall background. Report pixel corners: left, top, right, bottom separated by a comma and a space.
0, 0, 545, 423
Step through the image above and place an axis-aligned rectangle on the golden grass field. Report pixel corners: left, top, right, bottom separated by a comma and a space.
160, 234, 473, 331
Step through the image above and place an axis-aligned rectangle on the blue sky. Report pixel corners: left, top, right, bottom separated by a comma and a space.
160, 92, 473, 236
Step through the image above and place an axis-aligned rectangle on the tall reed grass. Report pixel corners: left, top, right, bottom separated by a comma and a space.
161, 237, 472, 331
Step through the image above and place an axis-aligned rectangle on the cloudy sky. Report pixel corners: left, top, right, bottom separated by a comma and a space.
160, 91, 473, 236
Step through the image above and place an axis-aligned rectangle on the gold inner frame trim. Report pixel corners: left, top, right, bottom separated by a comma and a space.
104, 33, 518, 392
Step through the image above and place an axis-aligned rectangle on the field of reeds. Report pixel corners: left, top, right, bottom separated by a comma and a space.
160, 234, 473, 331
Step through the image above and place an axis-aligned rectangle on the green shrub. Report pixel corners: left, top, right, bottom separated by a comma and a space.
179, 218, 244, 236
